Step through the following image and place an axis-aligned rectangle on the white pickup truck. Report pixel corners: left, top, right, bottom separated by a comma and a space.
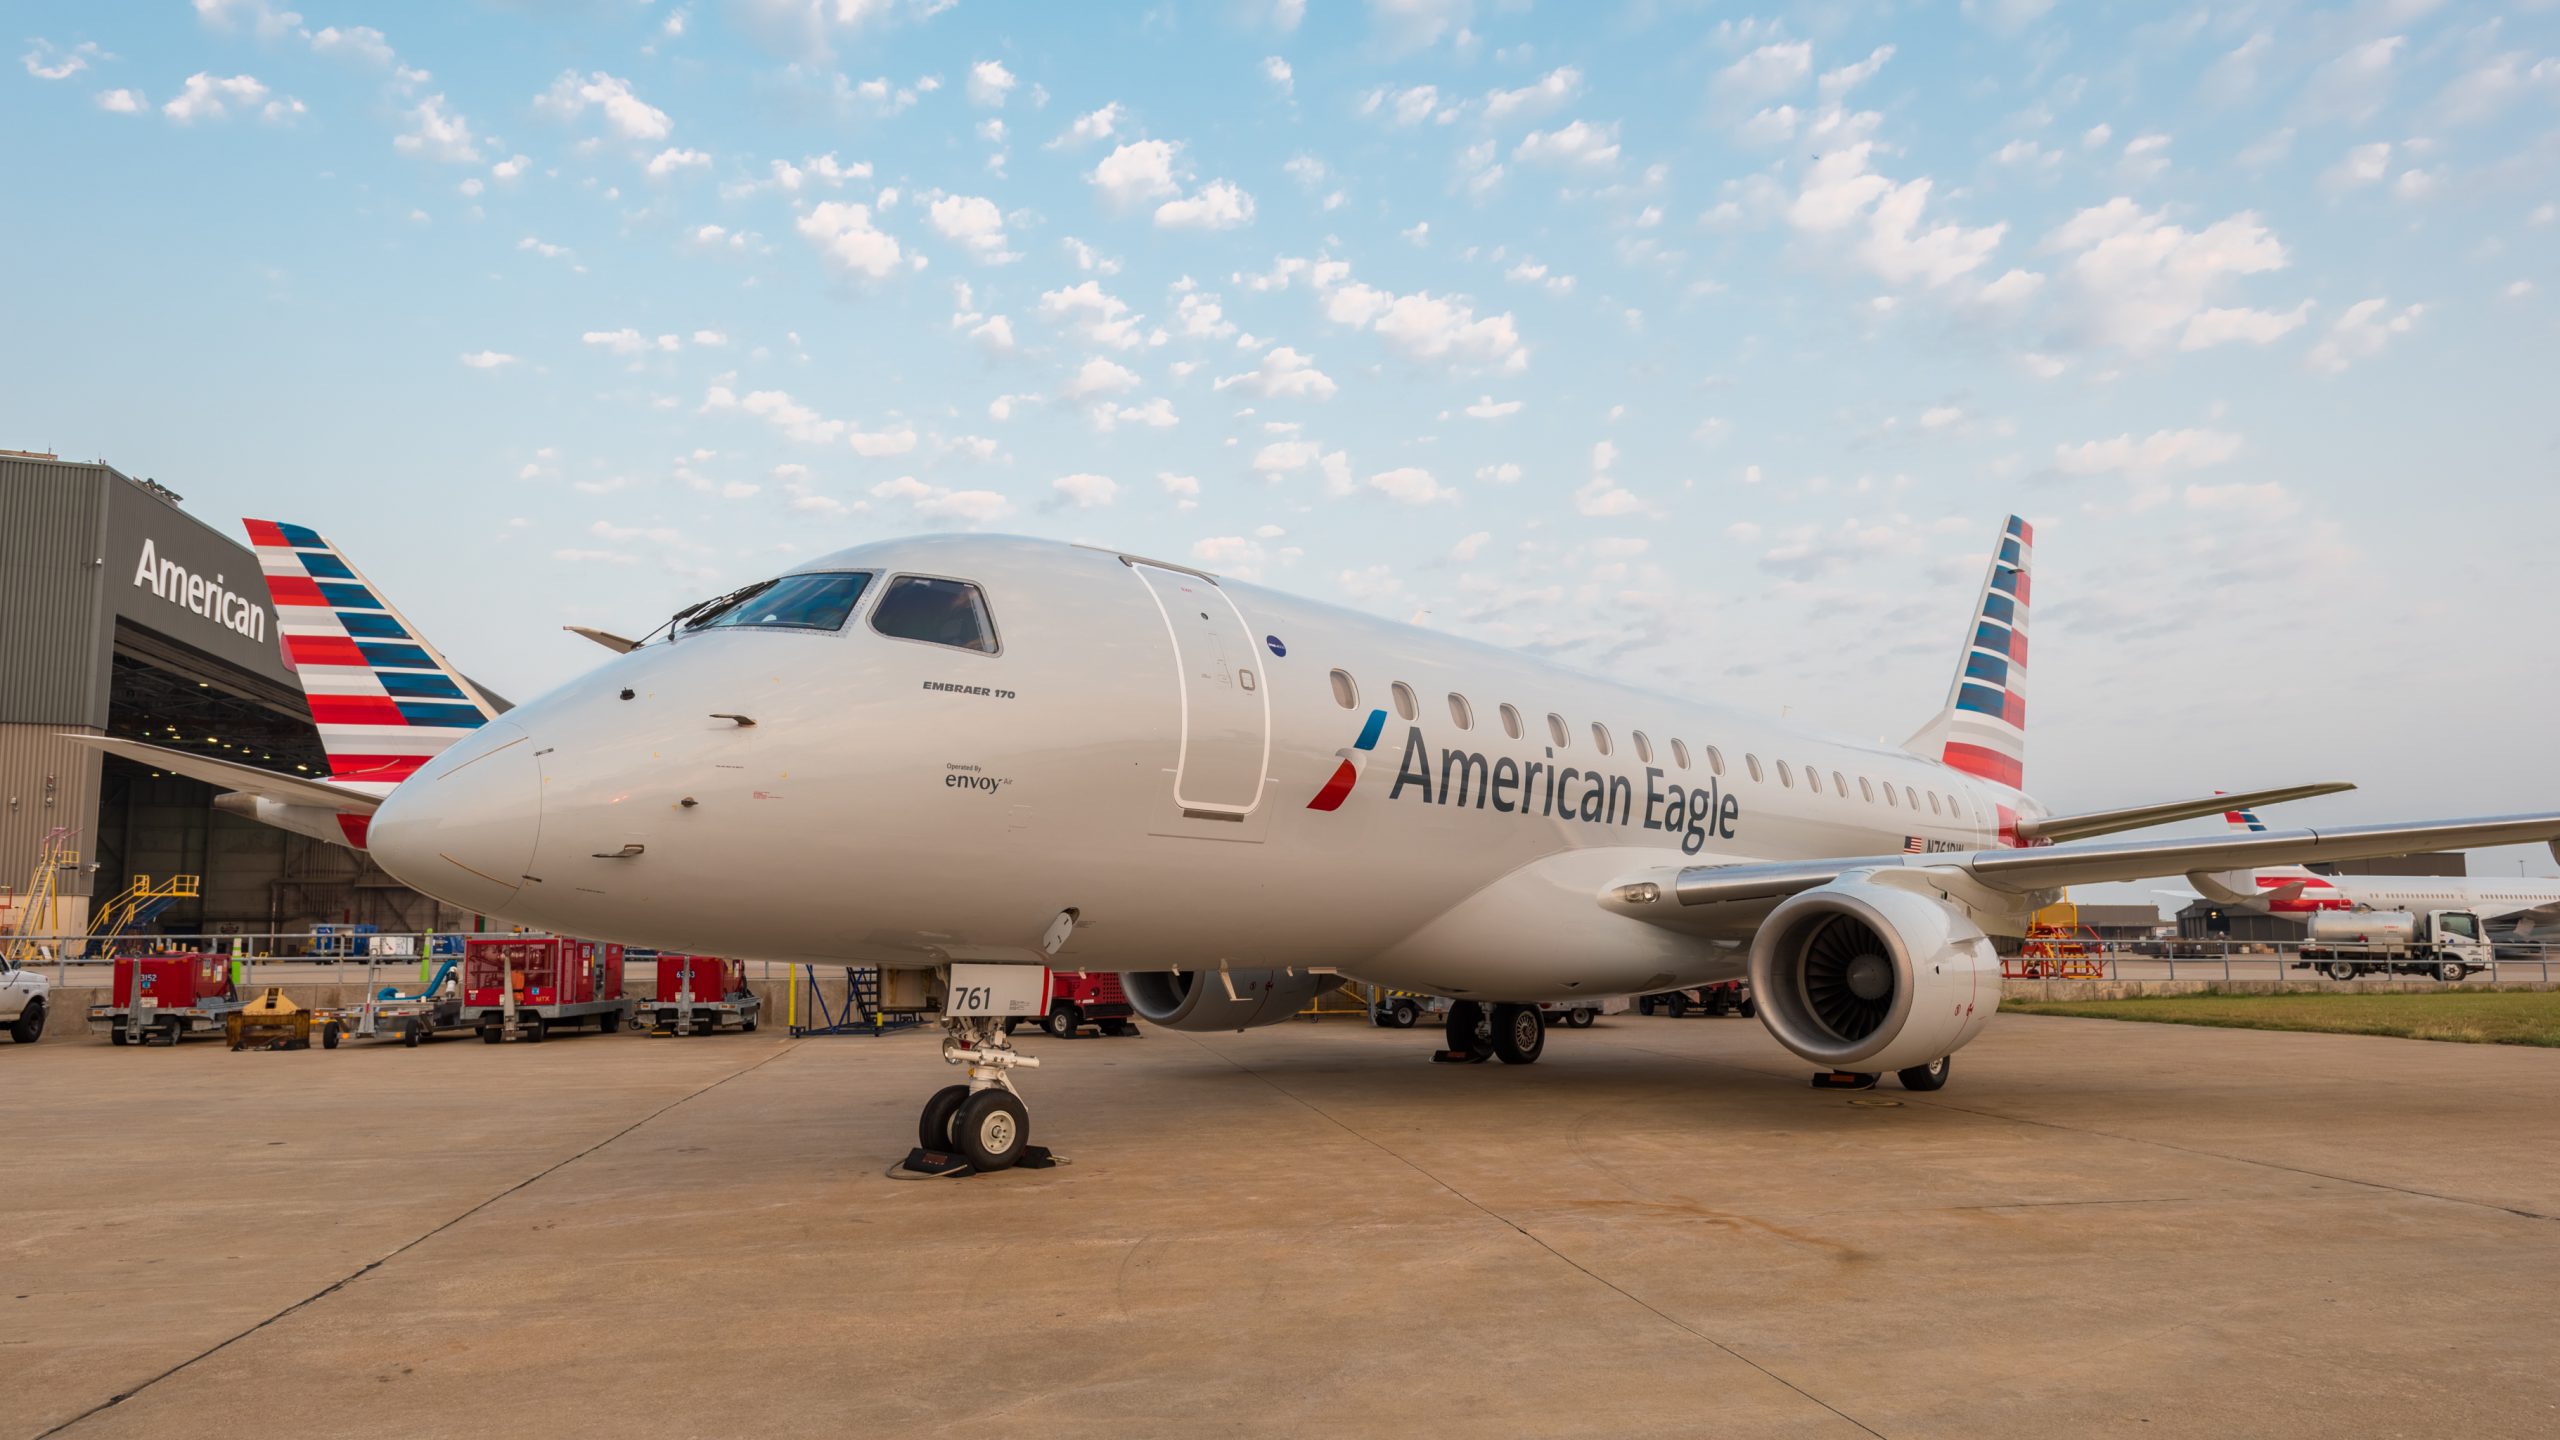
2, 955, 49, 1043
2293, 909, 2494, 983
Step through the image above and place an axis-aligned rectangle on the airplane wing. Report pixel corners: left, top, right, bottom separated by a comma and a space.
2014, 781, 2353, 843
63, 735, 383, 814
1604, 812, 2560, 938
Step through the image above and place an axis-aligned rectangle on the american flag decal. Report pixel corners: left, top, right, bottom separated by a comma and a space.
1905, 835, 1929, 854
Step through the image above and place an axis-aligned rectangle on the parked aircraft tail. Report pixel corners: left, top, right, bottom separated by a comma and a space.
243, 519, 499, 798
1905, 514, 2031, 790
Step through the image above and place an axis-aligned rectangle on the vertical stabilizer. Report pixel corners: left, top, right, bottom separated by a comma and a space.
243, 519, 497, 799
1905, 515, 2032, 789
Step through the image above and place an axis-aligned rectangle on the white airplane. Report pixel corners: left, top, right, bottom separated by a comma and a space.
2191, 806, 2560, 934
78, 516, 2560, 1173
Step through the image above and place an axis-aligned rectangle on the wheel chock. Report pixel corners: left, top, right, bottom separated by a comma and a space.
1811, 1070, 1879, 1090
885, 1145, 1065, 1181
1430, 1048, 1492, 1064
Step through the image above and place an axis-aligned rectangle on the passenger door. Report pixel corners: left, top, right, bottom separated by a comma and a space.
1127, 561, 1271, 821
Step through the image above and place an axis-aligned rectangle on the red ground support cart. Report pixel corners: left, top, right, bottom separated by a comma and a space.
463, 935, 631, 1043
86, 954, 247, 1046
1003, 970, 1137, 1038
639, 954, 762, 1036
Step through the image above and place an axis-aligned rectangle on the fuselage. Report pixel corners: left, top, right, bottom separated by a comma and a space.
368, 535, 2041, 1002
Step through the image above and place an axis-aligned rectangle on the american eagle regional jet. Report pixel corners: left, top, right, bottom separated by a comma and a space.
75, 516, 2560, 1173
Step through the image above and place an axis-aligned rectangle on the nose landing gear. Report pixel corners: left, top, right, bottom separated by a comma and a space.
1432, 1000, 1546, 1064
894, 1014, 1063, 1179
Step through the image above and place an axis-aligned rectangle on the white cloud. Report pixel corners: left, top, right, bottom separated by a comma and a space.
1465, 395, 1523, 419
2182, 481, 2300, 518
308, 25, 394, 66
1053, 103, 1125, 150
929, 193, 1015, 261
2305, 36, 2405, 122
847, 424, 919, 457
1742, 106, 1800, 145
1159, 472, 1201, 507
1263, 56, 1293, 94
1475, 462, 1522, 484
2181, 301, 2312, 349
538, 70, 672, 142
1715, 42, 1812, 106
1482, 66, 1580, 124
95, 88, 146, 113
702, 385, 847, 445
1214, 346, 1337, 400
1040, 281, 1144, 349
584, 328, 681, 356
1091, 138, 1181, 203
2392, 168, 2438, 203
2324, 142, 2392, 190
870, 476, 1015, 525
1175, 290, 1236, 340
1157, 180, 1256, 230
797, 201, 902, 279
1513, 120, 1620, 171
1572, 440, 1648, 516
1369, 0, 1473, 53
2053, 428, 2244, 476
1252, 439, 1320, 474
191, 0, 302, 40
1053, 472, 1118, 508
1789, 108, 2010, 294
162, 73, 286, 124
2119, 133, 2171, 183
967, 59, 1016, 107
1267, 0, 1306, 31
2042, 199, 2295, 354
1450, 531, 1492, 561
1961, 0, 2053, 31
1094, 397, 1178, 432
645, 146, 712, 179
2307, 299, 2422, 375
458, 350, 517, 369
1313, 265, 1528, 374
22, 39, 104, 81
1818, 45, 1895, 103
1062, 357, 1141, 400
1368, 466, 1455, 504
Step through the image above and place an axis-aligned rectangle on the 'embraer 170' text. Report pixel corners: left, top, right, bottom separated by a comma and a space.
1384, 727, 1738, 855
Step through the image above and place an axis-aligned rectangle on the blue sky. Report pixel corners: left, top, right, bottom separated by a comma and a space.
6, 0, 2556, 877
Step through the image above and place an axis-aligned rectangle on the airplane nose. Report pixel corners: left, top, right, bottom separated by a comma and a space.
367, 722, 542, 915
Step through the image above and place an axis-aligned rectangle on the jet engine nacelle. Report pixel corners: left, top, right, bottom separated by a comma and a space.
1120, 968, 1349, 1032
1747, 875, 2000, 1075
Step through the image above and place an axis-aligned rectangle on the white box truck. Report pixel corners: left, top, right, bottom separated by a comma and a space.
2293, 909, 2493, 982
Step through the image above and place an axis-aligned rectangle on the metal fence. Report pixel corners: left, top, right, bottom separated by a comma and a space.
0, 933, 825, 991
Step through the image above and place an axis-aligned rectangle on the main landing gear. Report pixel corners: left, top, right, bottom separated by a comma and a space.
1435, 1001, 1546, 1065
896, 1014, 1060, 1178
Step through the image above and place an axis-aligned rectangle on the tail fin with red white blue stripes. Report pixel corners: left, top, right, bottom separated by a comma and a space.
1905, 514, 2031, 791
243, 519, 498, 798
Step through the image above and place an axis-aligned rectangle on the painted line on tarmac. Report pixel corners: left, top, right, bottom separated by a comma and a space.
35, 1039, 809, 1439
1169, 1028, 1890, 1440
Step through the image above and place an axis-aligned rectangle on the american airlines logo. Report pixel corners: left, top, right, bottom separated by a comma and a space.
132, 538, 268, 643
1327, 724, 1741, 855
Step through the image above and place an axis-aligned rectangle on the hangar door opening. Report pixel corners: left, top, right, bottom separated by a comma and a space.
1126, 561, 1270, 820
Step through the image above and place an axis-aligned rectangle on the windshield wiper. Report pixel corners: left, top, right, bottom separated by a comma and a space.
666, 579, 778, 641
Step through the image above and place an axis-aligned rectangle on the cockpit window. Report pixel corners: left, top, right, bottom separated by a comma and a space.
871, 575, 998, 654
687, 571, 871, 633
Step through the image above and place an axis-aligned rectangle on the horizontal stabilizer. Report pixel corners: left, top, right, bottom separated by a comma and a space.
2019, 782, 2355, 843
63, 735, 383, 814
1609, 811, 2560, 937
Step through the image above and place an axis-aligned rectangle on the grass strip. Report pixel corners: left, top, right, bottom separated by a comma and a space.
2002, 990, 2560, 1048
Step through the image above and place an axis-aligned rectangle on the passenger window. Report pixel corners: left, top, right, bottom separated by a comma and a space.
1499, 703, 1523, 739
1905, 785, 1920, 809
1591, 722, 1613, 756
1547, 713, 1570, 747
869, 576, 996, 653
1777, 760, 1793, 788
1706, 746, 1725, 777
1746, 754, 1762, 782
689, 571, 871, 632
1391, 682, 1418, 721
1929, 792, 1942, 815
1885, 783, 1899, 808
1330, 670, 1359, 709
1833, 770, 1848, 797
1670, 738, 1690, 770
1448, 693, 1474, 730
1806, 767, 1823, 795
1859, 777, 1875, 803
1633, 731, 1653, 764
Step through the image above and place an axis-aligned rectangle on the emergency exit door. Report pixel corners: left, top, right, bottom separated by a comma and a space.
1128, 561, 1270, 819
